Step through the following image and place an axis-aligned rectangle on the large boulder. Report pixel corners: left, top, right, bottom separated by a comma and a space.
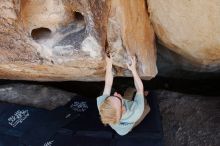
0, 0, 157, 81
147, 0, 220, 70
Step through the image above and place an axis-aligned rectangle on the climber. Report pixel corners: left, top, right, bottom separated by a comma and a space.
97, 54, 151, 136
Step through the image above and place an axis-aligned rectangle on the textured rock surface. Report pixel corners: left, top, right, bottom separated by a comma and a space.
108, 0, 157, 78
156, 90, 220, 146
0, 0, 157, 81
147, 0, 220, 69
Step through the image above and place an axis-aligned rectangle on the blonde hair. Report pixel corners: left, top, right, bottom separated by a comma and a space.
99, 98, 118, 125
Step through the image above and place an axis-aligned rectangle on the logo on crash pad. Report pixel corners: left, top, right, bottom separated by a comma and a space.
8, 109, 29, 127
44, 140, 54, 146
70, 101, 88, 112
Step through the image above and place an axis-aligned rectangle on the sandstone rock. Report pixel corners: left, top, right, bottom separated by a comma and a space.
147, 0, 220, 69
0, 0, 157, 81
108, 0, 157, 79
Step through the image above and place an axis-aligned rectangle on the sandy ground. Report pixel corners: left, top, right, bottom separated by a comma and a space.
156, 90, 220, 146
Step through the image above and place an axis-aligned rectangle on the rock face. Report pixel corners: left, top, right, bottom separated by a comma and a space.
0, 0, 157, 81
108, 0, 157, 78
147, 0, 220, 70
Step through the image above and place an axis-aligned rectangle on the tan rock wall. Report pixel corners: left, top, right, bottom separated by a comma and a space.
108, 0, 157, 79
147, 0, 220, 67
0, 0, 157, 81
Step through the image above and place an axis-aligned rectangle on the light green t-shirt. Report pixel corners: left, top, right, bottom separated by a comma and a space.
97, 93, 145, 136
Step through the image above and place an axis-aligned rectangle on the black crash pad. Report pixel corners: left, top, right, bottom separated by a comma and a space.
0, 92, 163, 146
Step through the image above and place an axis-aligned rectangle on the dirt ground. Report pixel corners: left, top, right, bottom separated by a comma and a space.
156, 90, 220, 146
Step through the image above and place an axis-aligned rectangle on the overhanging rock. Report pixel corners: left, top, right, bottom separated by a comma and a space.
0, 0, 157, 81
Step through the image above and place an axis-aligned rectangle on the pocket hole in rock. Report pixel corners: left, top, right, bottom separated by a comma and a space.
31, 27, 52, 40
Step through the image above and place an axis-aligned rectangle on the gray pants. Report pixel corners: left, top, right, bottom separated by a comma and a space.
133, 98, 150, 128
123, 88, 151, 128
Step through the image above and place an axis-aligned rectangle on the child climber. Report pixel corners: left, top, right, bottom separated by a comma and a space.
97, 54, 150, 136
